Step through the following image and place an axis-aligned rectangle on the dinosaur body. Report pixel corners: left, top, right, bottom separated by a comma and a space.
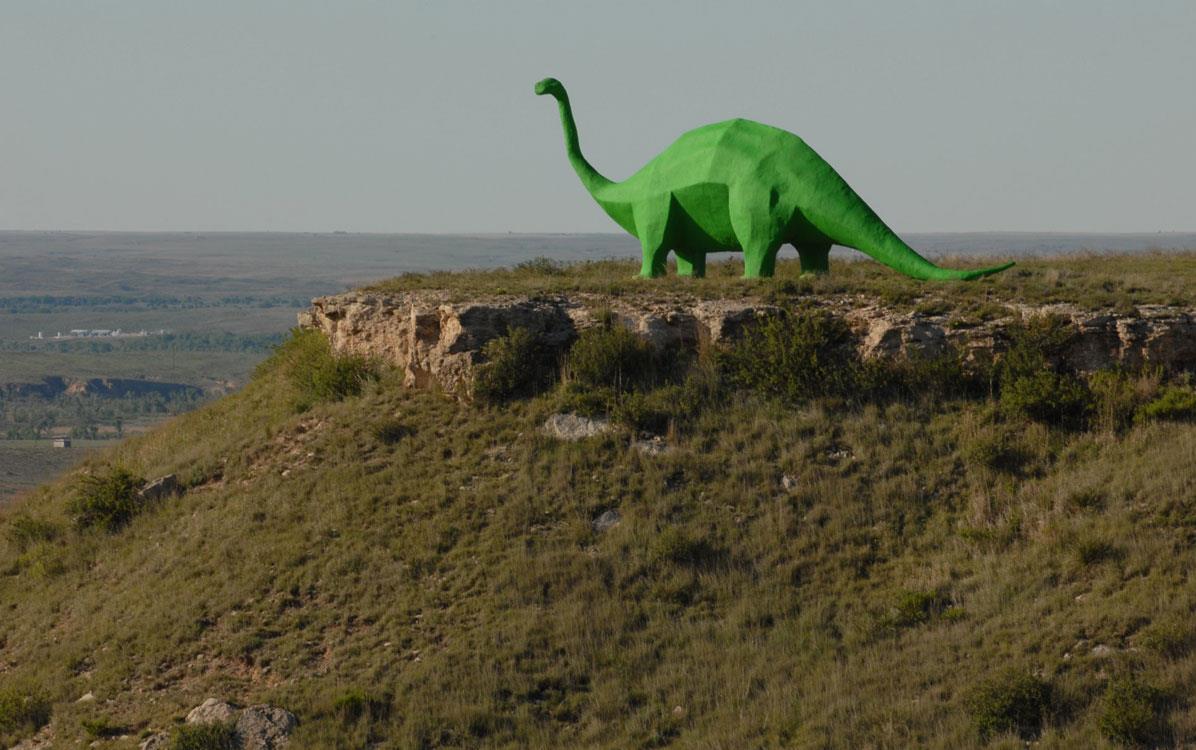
535, 78, 1013, 281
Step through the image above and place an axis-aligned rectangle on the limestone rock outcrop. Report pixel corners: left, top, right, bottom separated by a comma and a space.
300, 291, 1196, 396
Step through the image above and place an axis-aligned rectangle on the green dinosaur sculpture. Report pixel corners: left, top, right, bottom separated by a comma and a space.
535, 77, 1013, 281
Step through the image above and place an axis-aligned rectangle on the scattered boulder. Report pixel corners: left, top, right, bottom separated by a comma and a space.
236, 705, 299, 750
186, 697, 239, 725
781, 474, 798, 491
177, 698, 297, 749
139, 474, 181, 502
592, 509, 621, 533
76, 691, 96, 703
8, 725, 54, 750
541, 413, 613, 441
139, 734, 170, 750
632, 437, 672, 456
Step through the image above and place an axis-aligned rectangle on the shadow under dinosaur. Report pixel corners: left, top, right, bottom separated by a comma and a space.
535, 77, 1012, 281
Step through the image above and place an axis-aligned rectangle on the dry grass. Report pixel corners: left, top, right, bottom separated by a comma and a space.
367, 251, 1196, 311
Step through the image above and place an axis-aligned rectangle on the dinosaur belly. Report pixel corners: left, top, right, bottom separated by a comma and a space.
671, 184, 737, 250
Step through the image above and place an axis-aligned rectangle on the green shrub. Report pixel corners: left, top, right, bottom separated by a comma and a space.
1071, 535, 1123, 567
473, 327, 554, 403
0, 689, 51, 741
171, 722, 240, 750
862, 353, 986, 403
1099, 676, 1168, 747
882, 589, 949, 631
565, 314, 658, 393
4, 516, 61, 551
1064, 487, 1108, 511
1136, 385, 1196, 423
995, 315, 1093, 428
1089, 370, 1157, 433
611, 386, 688, 434
721, 309, 859, 403
373, 421, 413, 445
68, 466, 146, 532
607, 359, 721, 432
332, 688, 393, 724
651, 527, 718, 567
556, 384, 620, 418
1000, 370, 1092, 429
269, 329, 374, 411
1137, 618, 1194, 659
963, 426, 1032, 474
965, 668, 1051, 740
81, 718, 126, 739
1000, 315, 1076, 380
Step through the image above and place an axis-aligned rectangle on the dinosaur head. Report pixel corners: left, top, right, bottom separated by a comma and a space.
534, 77, 565, 99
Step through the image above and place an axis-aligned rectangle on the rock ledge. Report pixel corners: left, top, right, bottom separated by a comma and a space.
300, 291, 1196, 395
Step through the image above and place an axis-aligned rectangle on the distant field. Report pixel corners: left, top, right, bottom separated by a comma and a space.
0, 306, 300, 343
0, 350, 266, 387
0, 439, 104, 508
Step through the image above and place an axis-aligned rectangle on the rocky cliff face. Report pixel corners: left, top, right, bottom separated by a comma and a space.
300, 291, 1196, 395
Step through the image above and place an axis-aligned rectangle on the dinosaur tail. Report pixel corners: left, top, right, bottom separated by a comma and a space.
865, 235, 1015, 281
826, 206, 1014, 281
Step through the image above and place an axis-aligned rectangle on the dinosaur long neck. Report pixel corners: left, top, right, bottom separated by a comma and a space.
554, 92, 613, 197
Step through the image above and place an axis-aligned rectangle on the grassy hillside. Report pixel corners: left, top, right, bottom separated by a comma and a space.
3, 260, 1196, 748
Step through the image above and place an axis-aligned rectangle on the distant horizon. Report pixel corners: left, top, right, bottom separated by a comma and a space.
3, 229, 1195, 237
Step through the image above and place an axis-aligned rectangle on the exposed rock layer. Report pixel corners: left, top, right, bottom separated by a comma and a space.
300, 291, 1196, 396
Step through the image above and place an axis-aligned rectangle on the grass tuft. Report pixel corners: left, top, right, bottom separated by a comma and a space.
965, 668, 1051, 740
0, 689, 51, 745
1099, 676, 1169, 747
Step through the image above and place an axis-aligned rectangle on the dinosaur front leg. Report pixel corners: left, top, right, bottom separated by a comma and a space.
674, 248, 707, 278
743, 245, 781, 278
730, 186, 786, 278
634, 200, 671, 278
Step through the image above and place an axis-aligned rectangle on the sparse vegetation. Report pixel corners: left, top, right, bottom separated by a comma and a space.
564, 312, 661, 393
171, 722, 241, 750
0, 688, 51, 745
1099, 676, 1169, 747
67, 465, 145, 532
81, 717, 127, 739
271, 328, 375, 410
4, 514, 60, 550
4, 260, 1196, 747
473, 327, 556, 403
331, 687, 393, 725
965, 668, 1051, 740
1136, 384, 1196, 423
369, 252, 1196, 311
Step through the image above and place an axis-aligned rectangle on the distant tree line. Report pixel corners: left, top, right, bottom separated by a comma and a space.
0, 391, 207, 440
0, 332, 285, 353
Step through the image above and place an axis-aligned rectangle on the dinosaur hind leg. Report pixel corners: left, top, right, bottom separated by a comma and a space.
796, 242, 831, 276
674, 248, 707, 278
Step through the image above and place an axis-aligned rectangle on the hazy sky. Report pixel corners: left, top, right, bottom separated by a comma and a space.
1, 1, 1193, 233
